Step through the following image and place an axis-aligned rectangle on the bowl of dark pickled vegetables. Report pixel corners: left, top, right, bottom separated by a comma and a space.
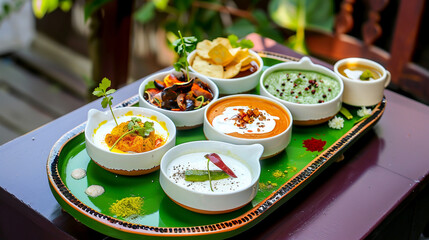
139, 69, 219, 129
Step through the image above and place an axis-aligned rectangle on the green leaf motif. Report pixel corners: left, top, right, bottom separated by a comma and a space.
226, 18, 256, 38
173, 62, 185, 72
105, 89, 116, 95
100, 77, 111, 91
92, 89, 104, 97
228, 34, 254, 49
142, 121, 154, 137
228, 35, 240, 47
269, 0, 334, 32
153, 0, 168, 10
134, 1, 155, 23
107, 96, 113, 106
101, 97, 109, 108
84, 0, 112, 21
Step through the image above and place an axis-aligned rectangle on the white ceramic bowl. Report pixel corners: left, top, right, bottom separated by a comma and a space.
334, 57, 391, 107
84, 107, 176, 176
203, 94, 293, 159
159, 141, 263, 214
138, 69, 219, 130
187, 49, 264, 95
260, 57, 344, 126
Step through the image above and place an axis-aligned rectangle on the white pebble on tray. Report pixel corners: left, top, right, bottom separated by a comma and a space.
71, 168, 86, 180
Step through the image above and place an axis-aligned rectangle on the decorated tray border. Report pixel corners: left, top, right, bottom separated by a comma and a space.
47, 52, 387, 239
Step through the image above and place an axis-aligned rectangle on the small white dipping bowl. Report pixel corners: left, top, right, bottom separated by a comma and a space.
187, 50, 264, 95
159, 141, 263, 214
85, 107, 176, 176
334, 57, 391, 107
138, 69, 219, 130
203, 94, 293, 159
260, 57, 344, 126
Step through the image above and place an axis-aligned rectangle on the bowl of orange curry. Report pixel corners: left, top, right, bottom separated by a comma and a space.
85, 107, 176, 176
203, 94, 293, 159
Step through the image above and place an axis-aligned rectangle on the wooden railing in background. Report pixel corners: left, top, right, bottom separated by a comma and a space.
305, 0, 429, 104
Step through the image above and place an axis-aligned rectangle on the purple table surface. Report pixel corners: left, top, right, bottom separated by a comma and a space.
1, 35, 428, 240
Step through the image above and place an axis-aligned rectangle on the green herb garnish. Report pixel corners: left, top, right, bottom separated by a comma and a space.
359, 70, 374, 80
194, 95, 205, 109
354, 115, 370, 125
109, 118, 154, 151
339, 106, 353, 120
207, 158, 213, 191
172, 31, 198, 82
228, 34, 254, 49
185, 170, 229, 182
92, 77, 118, 126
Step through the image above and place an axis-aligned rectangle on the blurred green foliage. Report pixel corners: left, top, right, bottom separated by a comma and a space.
29, 0, 334, 54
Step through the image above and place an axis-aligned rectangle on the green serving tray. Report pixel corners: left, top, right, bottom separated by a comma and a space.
47, 52, 386, 239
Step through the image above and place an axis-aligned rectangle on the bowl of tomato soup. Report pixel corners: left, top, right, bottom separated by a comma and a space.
204, 94, 293, 159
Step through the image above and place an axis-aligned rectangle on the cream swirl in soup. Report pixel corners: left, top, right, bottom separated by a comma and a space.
212, 106, 279, 135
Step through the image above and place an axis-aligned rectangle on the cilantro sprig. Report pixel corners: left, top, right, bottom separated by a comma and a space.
172, 31, 197, 82
228, 34, 254, 49
109, 117, 155, 151
92, 78, 118, 126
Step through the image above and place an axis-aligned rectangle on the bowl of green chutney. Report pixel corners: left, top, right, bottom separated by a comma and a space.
260, 57, 343, 126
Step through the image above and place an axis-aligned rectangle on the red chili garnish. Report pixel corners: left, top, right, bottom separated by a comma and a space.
204, 153, 237, 178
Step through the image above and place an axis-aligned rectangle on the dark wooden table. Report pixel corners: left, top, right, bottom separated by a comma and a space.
1, 35, 428, 240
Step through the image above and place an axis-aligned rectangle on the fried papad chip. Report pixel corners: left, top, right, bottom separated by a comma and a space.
208, 44, 234, 66
196, 40, 212, 60
234, 48, 249, 62
224, 61, 242, 79
192, 56, 223, 78
212, 37, 232, 49
228, 47, 241, 58
240, 64, 252, 72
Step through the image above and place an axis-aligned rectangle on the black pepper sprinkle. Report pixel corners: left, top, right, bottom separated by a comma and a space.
290, 91, 294, 94
328, 88, 331, 92
323, 94, 327, 98
298, 92, 302, 95
265, 85, 269, 88
281, 83, 285, 86
311, 90, 316, 94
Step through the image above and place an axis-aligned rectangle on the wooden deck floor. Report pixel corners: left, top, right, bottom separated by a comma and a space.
0, 34, 90, 145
